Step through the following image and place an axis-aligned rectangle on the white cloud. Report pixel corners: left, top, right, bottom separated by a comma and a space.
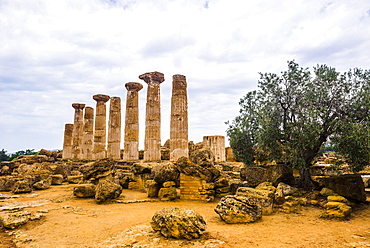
1, 0, 370, 153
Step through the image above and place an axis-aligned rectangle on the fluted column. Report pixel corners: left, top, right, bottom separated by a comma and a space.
123, 82, 143, 161
107, 97, 121, 159
62, 123, 74, 159
71, 103, 85, 159
93, 94, 110, 159
170, 74, 189, 161
82, 106, 94, 159
139, 71, 164, 161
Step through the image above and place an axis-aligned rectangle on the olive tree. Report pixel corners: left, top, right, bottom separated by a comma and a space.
226, 61, 370, 189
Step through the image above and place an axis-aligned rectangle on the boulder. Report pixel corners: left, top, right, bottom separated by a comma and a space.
189, 149, 215, 166
321, 174, 366, 203
33, 177, 52, 190
12, 180, 32, 194
95, 179, 122, 203
236, 187, 274, 215
67, 175, 83, 184
145, 180, 160, 198
320, 187, 338, 197
73, 184, 96, 198
214, 195, 262, 223
163, 181, 176, 188
151, 207, 206, 239
17, 155, 48, 164
325, 201, 352, 219
152, 163, 180, 184
51, 174, 64, 185
158, 187, 177, 201
0, 176, 17, 191
80, 158, 115, 180
240, 167, 267, 187
255, 182, 277, 193
240, 164, 294, 187
0, 211, 43, 229
264, 164, 294, 186
176, 157, 216, 182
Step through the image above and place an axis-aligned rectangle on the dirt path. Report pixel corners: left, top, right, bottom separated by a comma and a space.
1, 184, 370, 248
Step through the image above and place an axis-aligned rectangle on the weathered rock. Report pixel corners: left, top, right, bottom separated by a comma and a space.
256, 182, 277, 193
17, 155, 48, 164
214, 195, 262, 223
176, 157, 216, 182
236, 187, 274, 215
229, 180, 249, 195
320, 187, 338, 197
152, 163, 180, 184
12, 180, 32, 194
214, 177, 229, 188
321, 174, 366, 203
327, 195, 348, 204
80, 158, 115, 180
95, 179, 122, 203
163, 181, 176, 188
145, 180, 160, 198
189, 149, 215, 166
33, 177, 52, 190
240, 166, 267, 187
53, 164, 68, 179
73, 184, 96, 198
51, 174, 64, 185
67, 175, 83, 184
132, 163, 151, 174
362, 175, 370, 188
0, 176, 17, 191
151, 207, 206, 239
158, 187, 177, 201
264, 164, 295, 186
325, 202, 352, 218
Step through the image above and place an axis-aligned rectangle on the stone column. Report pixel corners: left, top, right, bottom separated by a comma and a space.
71, 103, 86, 159
170, 74, 189, 161
203, 135, 226, 162
82, 106, 94, 159
139, 71, 165, 161
123, 82, 143, 161
107, 97, 121, 159
62, 123, 74, 159
93, 94, 110, 159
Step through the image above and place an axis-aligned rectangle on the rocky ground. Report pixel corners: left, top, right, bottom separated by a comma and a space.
1, 184, 370, 248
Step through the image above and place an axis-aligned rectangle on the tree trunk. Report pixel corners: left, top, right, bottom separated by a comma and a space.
299, 167, 319, 190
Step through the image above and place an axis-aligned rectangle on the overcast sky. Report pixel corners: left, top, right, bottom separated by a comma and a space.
1, 0, 370, 153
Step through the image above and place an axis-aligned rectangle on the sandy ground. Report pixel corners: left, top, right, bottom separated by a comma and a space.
1, 184, 370, 248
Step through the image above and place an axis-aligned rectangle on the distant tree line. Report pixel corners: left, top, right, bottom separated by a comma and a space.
0, 149, 39, 161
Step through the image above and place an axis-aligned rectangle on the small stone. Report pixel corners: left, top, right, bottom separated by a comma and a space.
73, 184, 96, 198
325, 202, 352, 218
158, 187, 177, 201
51, 174, 64, 185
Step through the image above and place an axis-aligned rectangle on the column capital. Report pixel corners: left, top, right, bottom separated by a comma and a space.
72, 103, 86, 110
125, 82, 143, 92
93, 94, 110, 102
139, 71, 164, 84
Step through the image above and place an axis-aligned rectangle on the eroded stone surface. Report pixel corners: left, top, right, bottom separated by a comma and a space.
151, 207, 206, 239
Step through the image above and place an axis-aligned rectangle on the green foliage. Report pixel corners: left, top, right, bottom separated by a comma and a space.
226, 61, 370, 187
8, 149, 39, 161
0, 149, 9, 161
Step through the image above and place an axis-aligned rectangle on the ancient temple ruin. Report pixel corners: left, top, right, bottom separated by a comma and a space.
62, 72, 226, 162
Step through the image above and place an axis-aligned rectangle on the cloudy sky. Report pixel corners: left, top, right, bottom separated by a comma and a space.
1, 0, 370, 153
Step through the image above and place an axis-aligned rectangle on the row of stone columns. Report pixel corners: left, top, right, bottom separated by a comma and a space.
62, 72, 189, 162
